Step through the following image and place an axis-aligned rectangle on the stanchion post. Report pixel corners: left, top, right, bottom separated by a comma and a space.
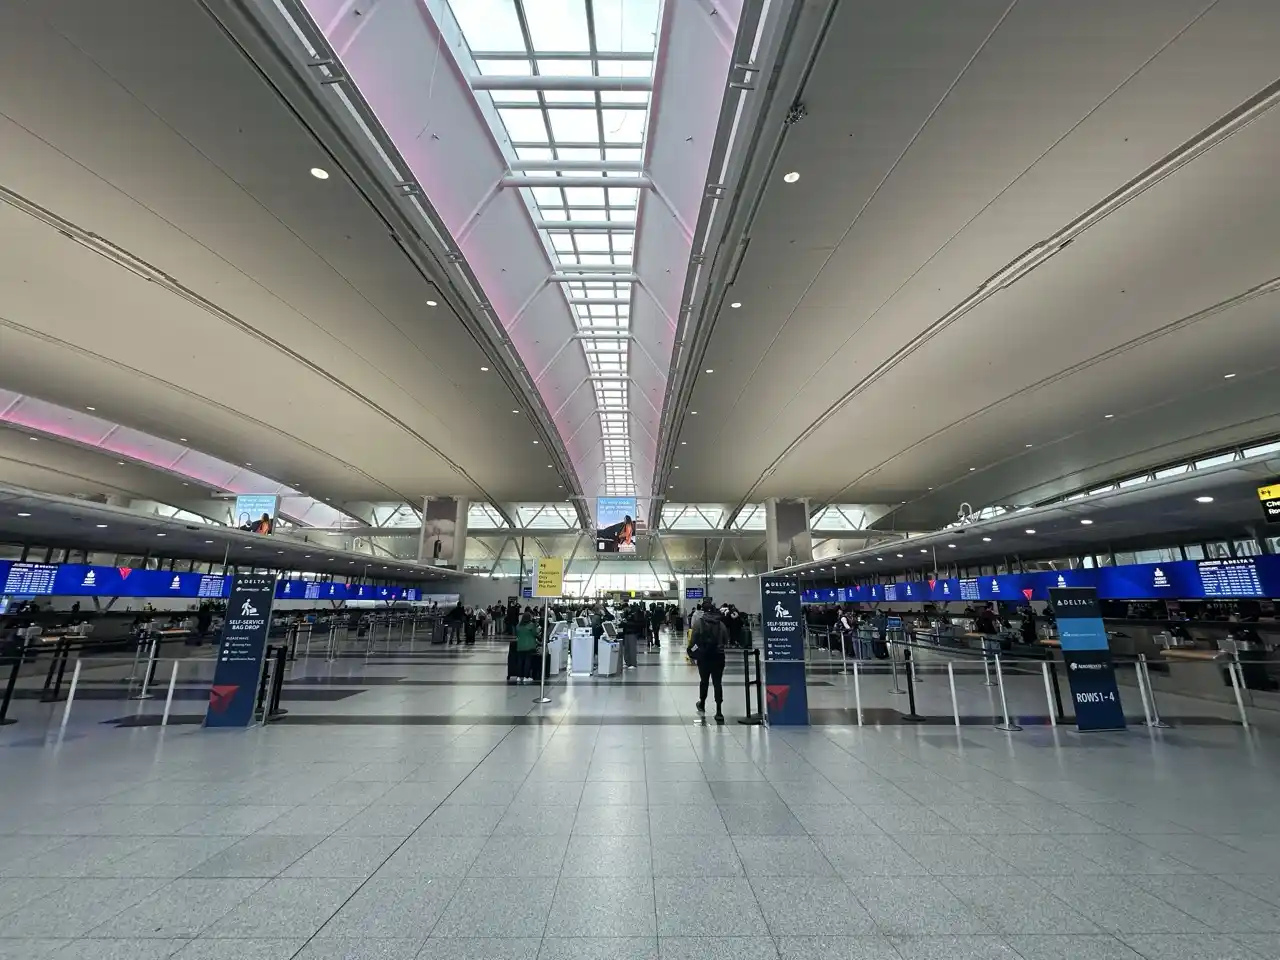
534, 598, 551, 705
1047, 661, 1065, 721
993, 655, 1023, 732
1039, 661, 1057, 728
162, 660, 180, 727
255, 646, 275, 721
1139, 654, 1171, 729
1227, 655, 1250, 728
130, 637, 159, 700
58, 659, 82, 731
0, 640, 25, 725
737, 648, 765, 725
266, 645, 288, 721
888, 641, 904, 694
1134, 657, 1154, 727
123, 635, 145, 684
838, 630, 849, 676
948, 661, 960, 728
901, 645, 925, 722
853, 660, 863, 727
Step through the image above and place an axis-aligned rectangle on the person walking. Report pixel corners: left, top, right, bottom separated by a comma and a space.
687, 598, 729, 723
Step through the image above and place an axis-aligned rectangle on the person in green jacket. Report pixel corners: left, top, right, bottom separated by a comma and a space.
514, 612, 540, 684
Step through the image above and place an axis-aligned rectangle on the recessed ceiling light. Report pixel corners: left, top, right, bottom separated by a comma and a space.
304, 555, 311, 558
533, 440, 539, 444
968, 467, 976, 471
982, 537, 992, 542
245, 462, 252, 466
309, 167, 330, 179
156, 533, 166, 537
920, 549, 928, 554
858, 560, 865, 564
1025, 529, 1036, 535
1224, 373, 1236, 379
547, 464, 553, 468
117, 461, 125, 466
244, 545, 251, 549
1080, 519, 1093, 525
277, 550, 284, 554
1195, 496, 1214, 503
85, 406, 95, 411
875, 558, 883, 561
1103, 414, 1114, 419
947, 544, 956, 548
16, 512, 31, 518
480, 366, 489, 372
349, 560, 355, 564
28, 437, 37, 441
927, 487, 933, 491
896, 553, 904, 558
96, 523, 108, 528
512, 409, 520, 414
427, 300, 438, 307
730, 302, 741, 309
205, 539, 214, 544
691, 411, 698, 415
180, 438, 187, 442
783, 171, 800, 183
1025, 444, 1033, 448
680, 441, 687, 445
705, 369, 714, 374
844, 563, 850, 567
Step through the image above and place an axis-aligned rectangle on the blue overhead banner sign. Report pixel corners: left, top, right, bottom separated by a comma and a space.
205, 575, 277, 728
759, 576, 809, 726
1050, 587, 1126, 732
685, 587, 704, 600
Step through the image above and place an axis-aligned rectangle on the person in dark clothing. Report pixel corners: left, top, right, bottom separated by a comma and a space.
688, 600, 730, 723
648, 604, 664, 648
1020, 606, 1038, 645
464, 608, 478, 645
975, 605, 999, 636
446, 602, 465, 644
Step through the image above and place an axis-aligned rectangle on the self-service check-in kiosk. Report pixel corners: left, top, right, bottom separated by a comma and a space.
570, 616, 595, 676
597, 620, 621, 676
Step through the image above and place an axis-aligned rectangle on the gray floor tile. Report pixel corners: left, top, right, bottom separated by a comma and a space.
445, 779, 524, 806
88, 878, 264, 939
652, 834, 743, 877
816, 835, 926, 877
416, 804, 506, 836
858, 806, 956, 835
433, 877, 556, 937
931, 805, 1037, 835
993, 803, 1115, 834
646, 763, 707, 783
331, 806, 430, 838
517, 782, 587, 806
1131, 875, 1280, 932
0, 941, 70, 960
581, 783, 650, 806
376, 834, 487, 877
307, 783, 394, 807
751, 877, 875, 936
469, 834, 570, 877
787, 805, 881, 836
254, 806, 361, 836
88, 837, 240, 879
1038, 877, 1208, 934
709, 782, 781, 804
654, 877, 768, 936
1118, 933, 1262, 959
0, 878, 166, 938
281, 835, 402, 878
733, 836, 835, 876
178, 807, 295, 837
719, 805, 805, 837
170, 939, 305, 959
318, 875, 459, 939
204, 876, 362, 938
648, 782, 715, 806
12, 837, 153, 877
292, 939, 424, 959
183, 834, 321, 878
972, 835, 1108, 876
891, 834, 1016, 877
887, 935, 1022, 959
648, 805, 727, 837
495, 806, 577, 837
0, 876, 70, 916
658, 937, 779, 959
1230, 934, 1280, 957
46, 940, 190, 959
774, 935, 899, 959
418, 939, 540, 959
538, 937, 658, 959
1001, 934, 1145, 960
548, 877, 656, 937
562, 835, 653, 877
844, 877, 992, 937
938, 877, 1102, 935
1051, 834, 1197, 875
771, 780, 851, 807
574, 806, 650, 837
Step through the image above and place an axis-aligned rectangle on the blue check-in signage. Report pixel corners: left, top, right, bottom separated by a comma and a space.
759, 576, 809, 726
801, 554, 1280, 605
205, 575, 276, 728
685, 587, 704, 600
1051, 587, 1126, 731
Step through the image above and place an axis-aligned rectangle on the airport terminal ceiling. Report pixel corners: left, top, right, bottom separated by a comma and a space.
1, 0, 1280, 550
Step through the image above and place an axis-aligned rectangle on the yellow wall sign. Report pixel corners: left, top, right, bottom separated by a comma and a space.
533, 557, 564, 598
1258, 483, 1280, 502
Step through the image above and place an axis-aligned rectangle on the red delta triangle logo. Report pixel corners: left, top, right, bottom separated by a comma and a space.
209, 685, 239, 714
766, 685, 790, 712
118, 567, 132, 579
1022, 588, 1034, 601
928, 579, 937, 592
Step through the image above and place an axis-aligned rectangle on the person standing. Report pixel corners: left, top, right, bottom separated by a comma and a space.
515, 612, 540, 684
687, 598, 729, 723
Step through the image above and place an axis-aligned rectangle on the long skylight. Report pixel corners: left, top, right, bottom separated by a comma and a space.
446, 0, 661, 499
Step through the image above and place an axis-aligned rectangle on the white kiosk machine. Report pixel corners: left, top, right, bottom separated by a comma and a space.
597, 621, 622, 676
570, 616, 595, 676
547, 620, 571, 676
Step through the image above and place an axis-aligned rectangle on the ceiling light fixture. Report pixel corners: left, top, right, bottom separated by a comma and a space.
982, 537, 992, 542
783, 171, 800, 183
1195, 496, 1214, 503
96, 524, 108, 528
858, 560, 866, 565
480, 366, 489, 372
205, 539, 214, 544
947, 544, 956, 548
1025, 529, 1036, 535
920, 549, 928, 554
309, 167, 330, 179
705, 369, 714, 374
180, 438, 187, 442
426, 300, 438, 307
16, 512, 30, 518
1025, 444, 1033, 448
1224, 373, 1236, 379
1103, 414, 1114, 419
532, 440, 539, 444
156, 533, 166, 537
1080, 519, 1094, 525
117, 461, 125, 466
896, 553, 904, 558
875, 558, 883, 561
28, 437, 37, 441
730, 302, 742, 309
85, 406, 96, 411
691, 411, 698, 415
512, 409, 520, 414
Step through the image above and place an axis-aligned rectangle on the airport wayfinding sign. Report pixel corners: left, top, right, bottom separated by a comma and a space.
759, 576, 809, 726
205, 575, 276, 728
1259, 479, 1280, 525
1050, 587, 1126, 732
534, 557, 564, 598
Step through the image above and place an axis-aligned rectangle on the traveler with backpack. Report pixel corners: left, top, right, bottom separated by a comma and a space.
687, 599, 729, 723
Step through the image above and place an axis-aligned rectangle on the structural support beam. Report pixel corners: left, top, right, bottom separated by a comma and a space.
473, 75, 652, 91
502, 175, 650, 189
471, 50, 654, 61
573, 331, 632, 338
552, 273, 638, 283
569, 298, 631, 306
536, 221, 637, 232
513, 160, 645, 172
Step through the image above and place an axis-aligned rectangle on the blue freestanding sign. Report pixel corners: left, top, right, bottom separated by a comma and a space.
1050, 587, 1126, 731
205, 575, 276, 728
759, 576, 809, 726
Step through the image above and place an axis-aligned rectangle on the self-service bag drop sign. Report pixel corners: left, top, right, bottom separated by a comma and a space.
205, 575, 276, 728
758, 576, 809, 726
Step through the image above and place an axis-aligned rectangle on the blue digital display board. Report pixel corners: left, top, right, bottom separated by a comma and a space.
802, 554, 1280, 605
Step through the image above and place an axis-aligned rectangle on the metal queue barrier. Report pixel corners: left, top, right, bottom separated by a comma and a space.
738, 647, 765, 726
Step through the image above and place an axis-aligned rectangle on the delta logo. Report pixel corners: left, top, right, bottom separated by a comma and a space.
169, 576, 181, 590
208, 685, 239, 713
1056, 575, 1067, 588
1153, 567, 1170, 589
1022, 588, 1034, 601
990, 579, 1001, 594
766, 685, 791, 712
82, 570, 97, 587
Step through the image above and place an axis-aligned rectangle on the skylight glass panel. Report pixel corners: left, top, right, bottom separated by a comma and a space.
598, 59, 653, 78
475, 59, 534, 76
492, 91, 542, 105
564, 187, 606, 205
601, 110, 647, 143
453, 0, 527, 51
592, 0, 661, 53
539, 58, 595, 76
548, 109, 601, 142
526, 0, 590, 52
544, 90, 597, 105
499, 109, 550, 143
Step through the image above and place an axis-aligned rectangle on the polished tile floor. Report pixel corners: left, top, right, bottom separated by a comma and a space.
3, 638, 1280, 958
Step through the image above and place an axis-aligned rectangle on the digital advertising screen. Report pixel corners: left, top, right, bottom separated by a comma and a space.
233, 494, 280, 535
595, 496, 637, 554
